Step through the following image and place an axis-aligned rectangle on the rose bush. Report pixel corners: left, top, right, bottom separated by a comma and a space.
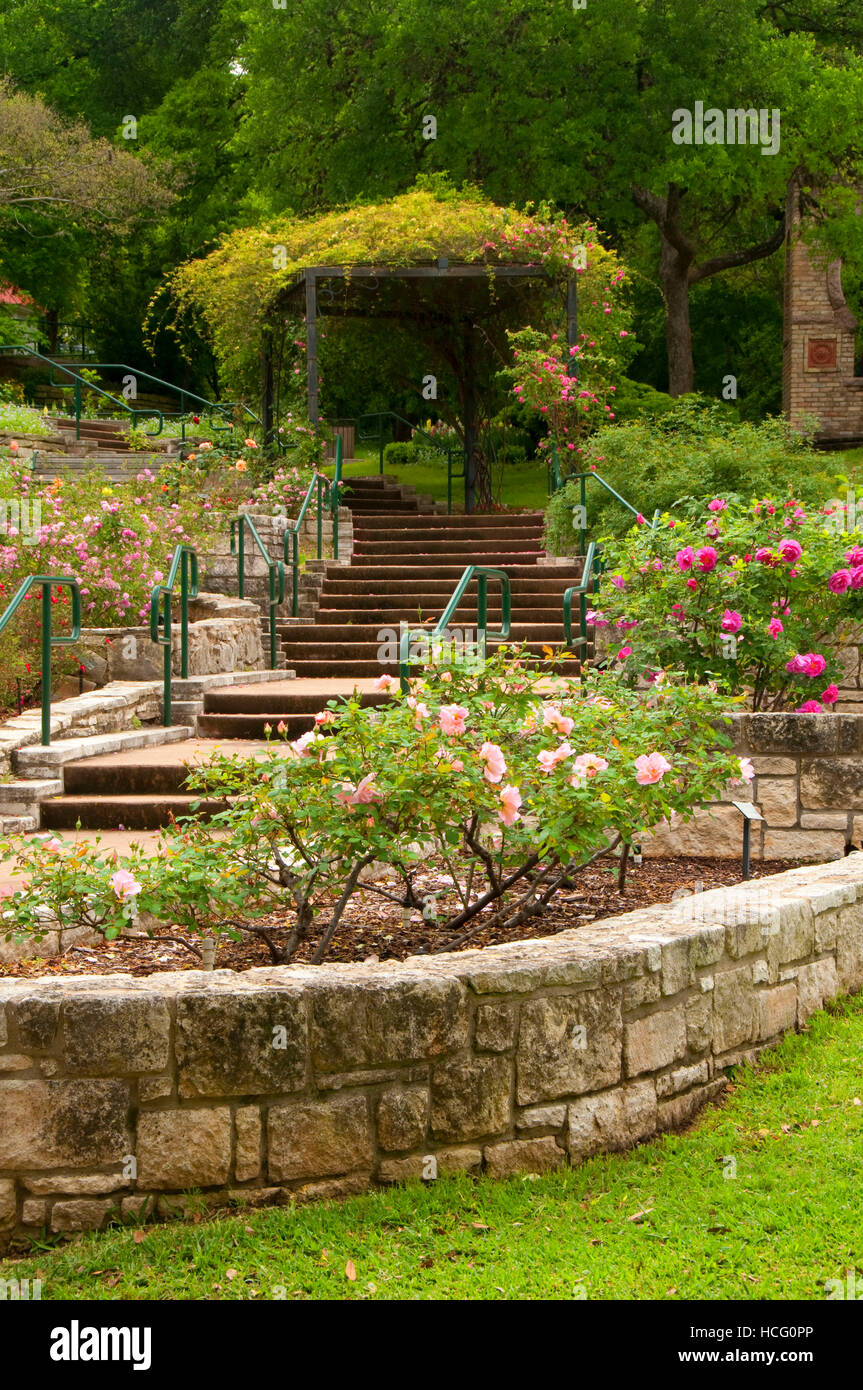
592, 496, 863, 709
1, 650, 749, 961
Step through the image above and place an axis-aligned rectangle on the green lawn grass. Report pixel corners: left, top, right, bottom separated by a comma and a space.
4, 994, 861, 1301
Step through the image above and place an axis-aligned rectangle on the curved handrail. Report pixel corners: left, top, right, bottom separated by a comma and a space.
150, 545, 199, 727
0, 575, 81, 745
398, 565, 511, 692
64, 362, 261, 440
563, 541, 599, 654
283, 473, 332, 617
230, 514, 285, 670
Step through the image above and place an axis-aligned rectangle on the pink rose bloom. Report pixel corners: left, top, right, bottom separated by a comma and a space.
314, 710, 335, 725
821, 684, 839, 705
695, 546, 717, 572
479, 741, 507, 784
721, 609, 742, 633
537, 741, 573, 774
778, 538, 802, 564
671, 603, 685, 619
785, 654, 809, 675
43, 837, 64, 854
845, 546, 863, 566
616, 646, 633, 661
754, 547, 774, 564
439, 704, 469, 735
585, 608, 609, 627
736, 757, 755, 783
609, 574, 626, 590
542, 705, 575, 737
634, 752, 672, 785
573, 753, 609, 777
110, 868, 141, 901
851, 567, 863, 589
828, 569, 853, 594
373, 673, 400, 692
803, 653, 827, 677
675, 547, 694, 571
707, 498, 727, 511
336, 774, 381, 806
767, 618, 783, 639
796, 700, 822, 713
686, 578, 698, 591
498, 784, 523, 826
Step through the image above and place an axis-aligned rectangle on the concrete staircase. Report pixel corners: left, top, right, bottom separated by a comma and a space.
30, 416, 172, 484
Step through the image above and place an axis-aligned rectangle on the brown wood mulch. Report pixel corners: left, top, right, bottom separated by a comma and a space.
0, 856, 808, 980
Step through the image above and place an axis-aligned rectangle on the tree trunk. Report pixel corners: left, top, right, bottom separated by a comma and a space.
660, 234, 695, 397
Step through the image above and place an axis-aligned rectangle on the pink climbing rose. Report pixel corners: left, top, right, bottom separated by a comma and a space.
695, 546, 717, 571
479, 741, 507, 784
538, 741, 573, 773
778, 538, 802, 564
373, 673, 400, 693
736, 757, 755, 782
498, 784, 523, 825
573, 753, 609, 778
110, 868, 141, 900
439, 703, 469, 735
796, 700, 822, 713
828, 569, 853, 594
821, 684, 839, 705
767, 617, 783, 639
721, 609, 742, 633
675, 547, 694, 571
542, 705, 575, 737
634, 752, 672, 785
707, 498, 728, 511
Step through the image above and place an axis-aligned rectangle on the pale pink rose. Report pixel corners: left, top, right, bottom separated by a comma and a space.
43, 837, 64, 854
314, 710, 335, 725
335, 774, 381, 807
498, 784, 523, 825
537, 741, 573, 774
736, 757, 756, 782
110, 868, 141, 901
373, 673, 400, 692
573, 753, 609, 778
439, 703, 469, 735
479, 741, 507, 784
542, 705, 575, 737
634, 752, 672, 785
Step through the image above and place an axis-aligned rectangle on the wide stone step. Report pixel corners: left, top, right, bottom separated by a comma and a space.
40, 793, 228, 831
351, 511, 544, 528
290, 606, 566, 625
280, 623, 568, 645
325, 563, 579, 582
203, 688, 389, 715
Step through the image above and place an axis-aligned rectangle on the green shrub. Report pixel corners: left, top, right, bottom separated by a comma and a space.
545, 402, 842, 554
608, 377, 680, 422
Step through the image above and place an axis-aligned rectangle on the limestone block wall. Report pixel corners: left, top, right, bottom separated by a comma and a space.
76, 593, 264, 685
1, 854, 862, 1247
644, 712, 863, 861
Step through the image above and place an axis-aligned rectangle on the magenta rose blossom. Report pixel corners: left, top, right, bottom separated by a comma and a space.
846, 546, 863, 566
767, 617, 783, 639
828, 568, 853, 594
754, 547, 774, 564
796, 700, 822, 713
675, 547, 694, 571
852, 567, 863, 589
788, 653, 827, 678
695, 546, 717, 571
821, 684, 839, 705
778, 538, 802, 564
721, 609, 742, 633
707, 498, 727, 511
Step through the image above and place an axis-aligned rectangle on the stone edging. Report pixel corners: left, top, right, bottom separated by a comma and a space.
1, 854, 862, 1246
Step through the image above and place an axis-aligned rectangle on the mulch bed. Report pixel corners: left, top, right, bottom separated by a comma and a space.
1, 856, 806, 979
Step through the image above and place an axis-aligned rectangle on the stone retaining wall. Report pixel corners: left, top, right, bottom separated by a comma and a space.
76, 593, 264, 685
645, 712, 863, 861
2, 854, 861, 1247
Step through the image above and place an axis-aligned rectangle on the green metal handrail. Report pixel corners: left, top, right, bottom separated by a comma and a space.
283, 472, 334, 617
356, 411, 466, 514
63, 363, 261, 441
0, 345, 163, 440
0, 575, 81, 745
563, 541, 599, 655
231, 514, 285, 670
150, 545, 199, 728
399, 565, 511, 692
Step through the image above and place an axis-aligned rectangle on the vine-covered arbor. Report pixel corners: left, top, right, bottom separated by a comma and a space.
167, 183, 589, 509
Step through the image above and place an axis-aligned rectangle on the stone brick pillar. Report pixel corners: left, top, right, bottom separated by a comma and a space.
783, 180, 863, 443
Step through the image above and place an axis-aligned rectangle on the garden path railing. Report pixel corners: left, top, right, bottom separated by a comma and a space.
0, 575, 81, 745
230, 515, 285, 671
398, 565, 511, 692
355, 410, 466, 514
150, 545, 198, 728
284, 436, 344, 616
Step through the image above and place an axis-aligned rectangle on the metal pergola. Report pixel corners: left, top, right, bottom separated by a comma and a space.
270, 258, 578, 511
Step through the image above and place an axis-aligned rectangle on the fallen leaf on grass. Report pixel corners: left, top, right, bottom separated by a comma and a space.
471, 1222, 490, 1230
132, 1230, 147, 1245
627, 1208, 654, 1224
345, 1260, 357, 1281
226, 1269, 238, 1280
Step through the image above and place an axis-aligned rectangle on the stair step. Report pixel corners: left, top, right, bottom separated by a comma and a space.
40, 793, 228, 831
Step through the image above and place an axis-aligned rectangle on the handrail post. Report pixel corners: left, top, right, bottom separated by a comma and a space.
180, 549, 189, 679
316, 475, 323, 559
237, 520, 245, 599
40, 582, 51, 746
73, 376, 81, 441
477, 573, 488, 664
579, 473, 587, 557
332, 435, 342, 559
291, 531, 299, 619
447, 451, 452, 516
163, 596, 173, 727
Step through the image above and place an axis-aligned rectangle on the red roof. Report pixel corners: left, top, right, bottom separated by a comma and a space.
0, 283, 35, 307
